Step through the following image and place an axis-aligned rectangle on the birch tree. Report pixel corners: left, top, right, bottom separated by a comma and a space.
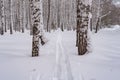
76, 0, 91, 55
30, 0, 45, 57
92, 0, 112, 33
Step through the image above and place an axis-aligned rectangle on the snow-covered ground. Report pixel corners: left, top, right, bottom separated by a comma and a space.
0, 25, 120, 80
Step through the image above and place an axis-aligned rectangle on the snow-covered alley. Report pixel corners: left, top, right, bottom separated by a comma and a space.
0, 26, 120, 80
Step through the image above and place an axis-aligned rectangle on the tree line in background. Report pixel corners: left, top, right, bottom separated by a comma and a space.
0, 0, 119, 35
0, 0, 30, 35
0, 0, 120, 56
92, 0, 120, 33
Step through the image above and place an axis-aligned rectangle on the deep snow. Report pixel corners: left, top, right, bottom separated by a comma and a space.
0, 25, 120, 80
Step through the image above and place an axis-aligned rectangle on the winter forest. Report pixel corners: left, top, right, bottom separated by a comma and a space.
0, 0, 120, 80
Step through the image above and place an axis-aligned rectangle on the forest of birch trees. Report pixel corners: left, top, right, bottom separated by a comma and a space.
0, 0, 119, 35
0, 0, 120, 56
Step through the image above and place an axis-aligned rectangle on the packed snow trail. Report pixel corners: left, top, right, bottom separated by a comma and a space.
53, 29, 73, 80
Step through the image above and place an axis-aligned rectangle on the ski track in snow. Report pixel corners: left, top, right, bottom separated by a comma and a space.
53, 29, 73, 80
0, 26, 120, 80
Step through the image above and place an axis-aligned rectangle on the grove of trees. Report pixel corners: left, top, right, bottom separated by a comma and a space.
0, 0, 119, 56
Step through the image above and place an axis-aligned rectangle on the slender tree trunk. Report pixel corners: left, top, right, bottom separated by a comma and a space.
20, 0, 24, 33
46, 0, 51, 32
57, 0, 60, 28
0, 0, 4, 35
4, 0, 7, 32
17, 0, 21, 32
8, 0, 13, 34
29, 0, 33, 35
4, 15, 7, 32
25, 0, 29, 29
90, 18, 92, 31
95, 18, 99, 33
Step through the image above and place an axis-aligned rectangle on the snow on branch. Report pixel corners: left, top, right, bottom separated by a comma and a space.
100, 11, 111, 19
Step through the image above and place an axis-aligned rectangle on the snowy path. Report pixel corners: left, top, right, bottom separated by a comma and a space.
0, 26, 120, 80
53, 29, 73, 80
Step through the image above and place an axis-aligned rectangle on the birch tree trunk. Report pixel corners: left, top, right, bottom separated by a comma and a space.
76, 0, 91, 55
30, 0, 45, 57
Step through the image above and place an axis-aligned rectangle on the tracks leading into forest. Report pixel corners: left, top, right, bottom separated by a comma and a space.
53, 29, 73, 80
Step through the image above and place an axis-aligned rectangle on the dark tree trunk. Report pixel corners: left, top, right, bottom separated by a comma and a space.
61, 23, 64, 31
76, 28, 79, 47
47, 0, 51, 32
4, 15, 7, 32
9, 0, 13, 34
22, 27, 24, 33
57, 0, 60, 28
0, 0, 4, 35
95, 18, 100, 33
29, 0, 33, 35
90, 18, 92, 31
